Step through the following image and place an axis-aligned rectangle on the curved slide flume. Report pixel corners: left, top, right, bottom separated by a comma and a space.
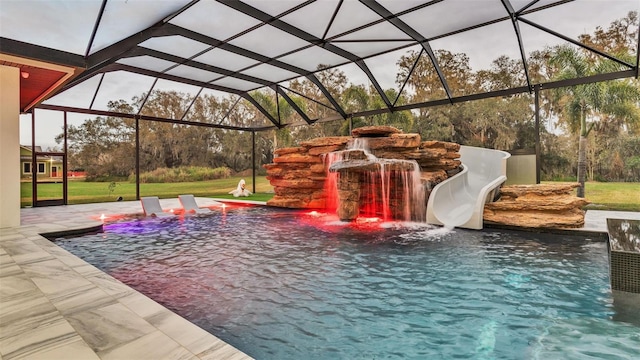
426, 146, 511, 230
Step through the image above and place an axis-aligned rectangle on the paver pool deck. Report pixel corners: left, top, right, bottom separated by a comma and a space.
1, 198, 639, 359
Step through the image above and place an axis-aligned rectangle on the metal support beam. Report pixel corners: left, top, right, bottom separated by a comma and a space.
136, 77, 159, 116
31, 111, 37, 206
217, 0, 393, 110
181, 87, 203, 121
358, 0, 453, 102
63, 111, 68, 204
281, 86, 337, 112
89, 73, 105, 110
307, 74, 347, 118
164, 24, 347, 117
241, 94, 281, 128
37, 104, 278, 132
39, 67, 636, 137
636, 19, 640, 79
355, 59, 393, 108
110, 63, 244, 95
85, 0, 107, 58
127, 47, 273, 86
501, 0, 533, 91
0, 37, 85, 68
394, 48, 424, 106
515, 0, 540, 14
322, 0, 343, 40
85, 4, 204, 70
534, 85, 541, 184
218, 96, 242, 125
69, 1, 205, 91
81, 25, 169, 80
519, 17, 635, 69
135, 117, 140, 200
252, 131, 256, 194
273, 85, 312, 124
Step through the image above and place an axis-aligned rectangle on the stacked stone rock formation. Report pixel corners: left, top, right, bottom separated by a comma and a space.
265, 127, 590, 229
483, 183, 589, 228
264, 126, 461, 215
330, 149, 422, 221
263, 136, 351, 209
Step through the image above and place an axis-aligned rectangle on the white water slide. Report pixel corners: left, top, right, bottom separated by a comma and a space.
426, 146, 511, 230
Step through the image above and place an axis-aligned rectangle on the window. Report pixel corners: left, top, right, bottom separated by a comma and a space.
23, 162, 31, 174
37, 162, 45, 174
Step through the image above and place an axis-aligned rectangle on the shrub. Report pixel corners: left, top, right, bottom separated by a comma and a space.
131, 166, 232, 183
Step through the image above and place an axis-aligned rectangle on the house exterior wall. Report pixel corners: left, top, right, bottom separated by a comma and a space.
0, 65, 21, 227
20, 146, 63, 179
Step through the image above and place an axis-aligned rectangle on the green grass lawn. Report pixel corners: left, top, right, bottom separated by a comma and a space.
582, 182, 640, 212
22, 178, 639, 212
21, 176, 275, 207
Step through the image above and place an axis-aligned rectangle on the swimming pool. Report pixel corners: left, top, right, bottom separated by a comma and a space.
54, 206, 640, 359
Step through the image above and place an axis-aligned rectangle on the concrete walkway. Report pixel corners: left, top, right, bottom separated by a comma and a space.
1, 198, 639, 359
1, 198, 254, 360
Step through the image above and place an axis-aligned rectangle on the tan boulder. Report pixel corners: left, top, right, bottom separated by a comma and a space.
273, 153, 323, 164
273, 187, 318, 196
267, 196, 305, 208
421, 170, 448, 184
366, 133, 421, 150
300, 136, 351, 148
269, 178, 325, 189
483, 208, 586, 228
485, 195, 589, 211
483, 183, 589, 228
499, 183, 580, 197
352, 125, 402, 137
420, 141, 460, 152
274, 147, 305, 156
308, 144, 345, 156
337, 200, 360, 220
310, 164, 327, 173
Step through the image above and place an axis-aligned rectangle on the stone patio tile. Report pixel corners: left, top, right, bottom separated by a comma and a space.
85, 272, 135, 299
20, 259, 93, 297
12, 339, 99, 360
0, 254, 22, 278
119, 291, 169, 319
49, 284, 117, 316
0, 316, 79, 360
146, 308, 222, 355
0, 290, 60, 340
69, 262, 104, 277
66, 303, 156, 353
0, 273, 37, 300
197, 341, 252, 360
0, 232, 21, 242
2, 240, 54, 265
98, 330, 196, 360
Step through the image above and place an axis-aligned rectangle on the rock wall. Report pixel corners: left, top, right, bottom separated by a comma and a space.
483, 183, 589, 228
264, 126, 461, 210
265, 128, 589, 229
263, 136, 350, 209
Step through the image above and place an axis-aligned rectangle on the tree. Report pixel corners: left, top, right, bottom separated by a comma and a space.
551, 45, 640, 197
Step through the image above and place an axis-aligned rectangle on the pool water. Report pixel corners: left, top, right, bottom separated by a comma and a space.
54, 206, 640, 359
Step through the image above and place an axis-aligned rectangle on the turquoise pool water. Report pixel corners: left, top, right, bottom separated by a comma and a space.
54, 206, 640, 359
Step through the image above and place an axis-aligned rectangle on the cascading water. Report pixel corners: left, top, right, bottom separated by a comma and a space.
324, 138, 426, 222
322, 151, 343, 213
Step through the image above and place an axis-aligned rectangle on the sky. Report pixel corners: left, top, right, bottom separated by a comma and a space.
2, 0, 637, 149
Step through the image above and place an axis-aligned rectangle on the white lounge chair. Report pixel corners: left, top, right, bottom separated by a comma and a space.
179, 194, 212, 214
141, 196, 174, 217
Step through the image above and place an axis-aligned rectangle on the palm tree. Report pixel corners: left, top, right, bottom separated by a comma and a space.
550, 45, 640, 197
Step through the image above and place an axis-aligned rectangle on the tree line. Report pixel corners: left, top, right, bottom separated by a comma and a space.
59, 13, 639, 191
